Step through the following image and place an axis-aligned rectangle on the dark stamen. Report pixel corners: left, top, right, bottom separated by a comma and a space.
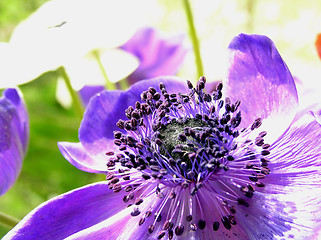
221, 216, 231, 230
198, 219, 206, 230
213, 221, 220, 231
175, 225, 184, 236
131, 208, 141, 217
157, 230, 166, 239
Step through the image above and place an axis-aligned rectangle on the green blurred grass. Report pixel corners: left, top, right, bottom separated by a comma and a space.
0, 0, 49, 41
0, 72, 104, 237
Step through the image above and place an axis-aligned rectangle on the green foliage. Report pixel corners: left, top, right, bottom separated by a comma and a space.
0, 72, 104, 237
0, 0, 49, 41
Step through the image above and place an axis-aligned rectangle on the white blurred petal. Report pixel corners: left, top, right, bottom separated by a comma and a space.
1, 0, 151, 87
56, 77, 72, 108
10, 0, 145, 52
64, 49, 139, 91
0, 43, 52, 88
99, 49, 139, 84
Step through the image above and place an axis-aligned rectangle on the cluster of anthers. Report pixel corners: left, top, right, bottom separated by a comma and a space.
105, 77, 271, 238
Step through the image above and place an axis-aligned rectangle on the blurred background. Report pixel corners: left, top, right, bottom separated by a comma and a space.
1, 0, 321, 237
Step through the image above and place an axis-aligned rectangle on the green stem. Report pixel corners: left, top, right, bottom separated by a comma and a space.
183, 0, 204, 81
246, 0, 255, 32
92, 50, 117, 90
58, 66, 84, 118
0, 211, 20, 229
118, 78, 130, 90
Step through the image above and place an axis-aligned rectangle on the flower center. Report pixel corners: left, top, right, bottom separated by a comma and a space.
158, 118, 207, 166
106, 77, 271, 237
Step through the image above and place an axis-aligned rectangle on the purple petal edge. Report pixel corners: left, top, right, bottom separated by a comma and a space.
3, 182, 128, 240
58, 142, 107, 174
121, 27, 188, 84
78, 85, 105, 107
224, 33, 298, 142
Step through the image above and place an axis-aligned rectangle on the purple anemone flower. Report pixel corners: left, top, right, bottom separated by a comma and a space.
120, 27, 188, 85
5, 34, 321, 239
0, 88, 29, 196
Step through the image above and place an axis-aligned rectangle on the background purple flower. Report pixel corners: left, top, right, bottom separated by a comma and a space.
78, 27, 188, 106
4, 34, 321, 239
0, 89, 29, 196
120, 27, 188, 85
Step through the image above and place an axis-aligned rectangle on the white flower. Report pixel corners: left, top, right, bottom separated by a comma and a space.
0, 0, 152, 88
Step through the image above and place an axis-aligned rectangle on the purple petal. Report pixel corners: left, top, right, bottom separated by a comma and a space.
66, 182, 163, 240
79, 77, 188, 156
268, 113, 321, 189
65, 209, 133, 239
58, 142, 107, 173
0, 88, 29, 196
205, 80, 220, 93
4, 182, 129, 240
224, 34, 298, 141
259, 113, 321, 238
315, 228, 321, 240
78, 85, 105, 106
121, 27, 188, 84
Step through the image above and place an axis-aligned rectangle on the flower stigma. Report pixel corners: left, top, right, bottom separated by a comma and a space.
106, 77, 271, 238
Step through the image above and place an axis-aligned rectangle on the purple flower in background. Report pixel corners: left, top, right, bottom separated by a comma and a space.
78, 27, 188, 105
5, 34, 321, 239
0, 89, 29, 196
121, 27, 188, 85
